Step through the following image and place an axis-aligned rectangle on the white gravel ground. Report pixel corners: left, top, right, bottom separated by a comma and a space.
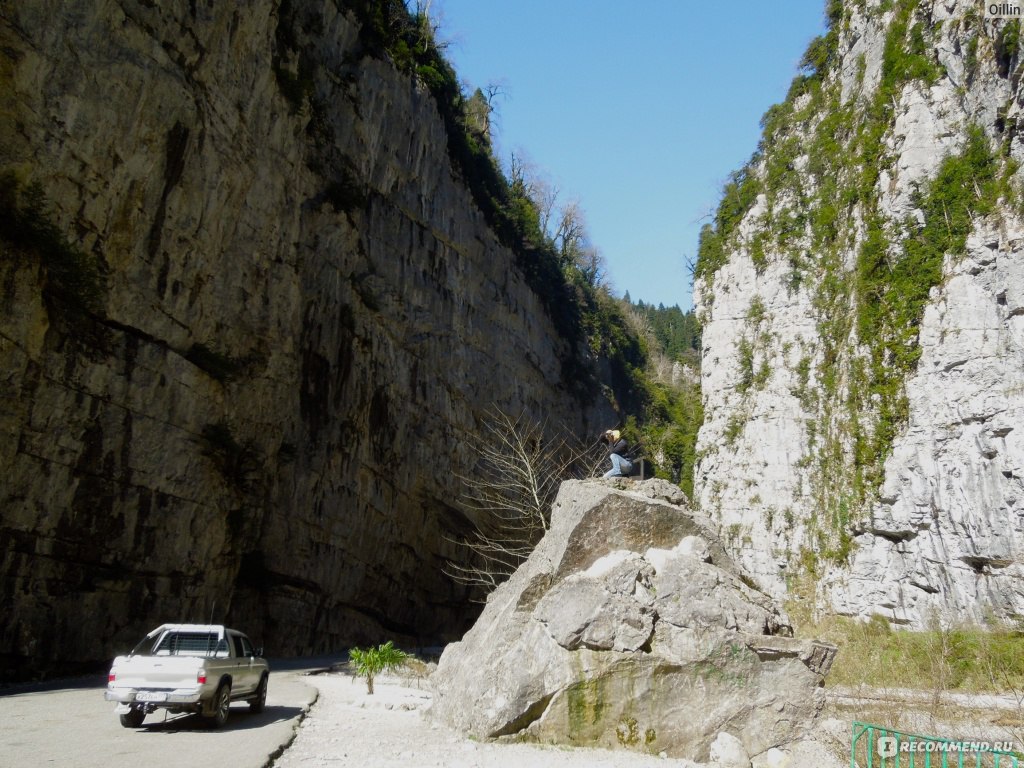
272, 671, 702, 768
270, 670, 1016, 768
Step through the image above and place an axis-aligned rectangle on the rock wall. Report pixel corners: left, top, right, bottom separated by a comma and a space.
694, 0, 1024, 626
0, 0, 613, 679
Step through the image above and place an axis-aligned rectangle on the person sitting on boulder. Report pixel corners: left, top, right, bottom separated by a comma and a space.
601, 429, 633, 479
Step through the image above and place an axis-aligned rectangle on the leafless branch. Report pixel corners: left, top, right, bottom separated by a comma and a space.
444, 408, 598, 596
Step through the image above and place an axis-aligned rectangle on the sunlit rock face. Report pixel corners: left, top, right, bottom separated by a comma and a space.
0, 1, 614, 679
694, 0, 1024, 626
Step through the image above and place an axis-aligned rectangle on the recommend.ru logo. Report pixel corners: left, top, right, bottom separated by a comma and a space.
878, 737, 897, 758
878, 738, 1018, 757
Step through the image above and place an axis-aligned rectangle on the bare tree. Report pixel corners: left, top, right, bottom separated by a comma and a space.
482, 82, 507, 108
510, 152, 568, 226
508, 152, 538, 198
682, 249, 698, 280
574, 243, 607, 287
408, 0, 447, 52
445, 409, 603, 593
503, 153, 609, 288
552, 198, 587, 266
534, 175, 561, 236
463, 82, 508, 142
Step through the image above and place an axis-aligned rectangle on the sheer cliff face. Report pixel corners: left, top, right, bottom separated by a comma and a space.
694, 0, 1024, 626
0, 2, 611, 677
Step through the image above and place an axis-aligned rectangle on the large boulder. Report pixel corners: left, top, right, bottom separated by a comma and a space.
430, 479, 836, 762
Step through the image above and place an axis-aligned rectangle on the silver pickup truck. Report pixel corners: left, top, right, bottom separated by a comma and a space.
105, 623, 269, 728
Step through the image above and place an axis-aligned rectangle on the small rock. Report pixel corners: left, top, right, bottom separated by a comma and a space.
751, 747, 790, 768
710, 731, 750, 768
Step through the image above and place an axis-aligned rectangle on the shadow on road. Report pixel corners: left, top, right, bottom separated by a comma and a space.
134, 705, 305, 732
0, 674, 106, 697
0, 654, 346, 698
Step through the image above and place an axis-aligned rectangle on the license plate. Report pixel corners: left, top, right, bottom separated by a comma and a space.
136, 691, 167, 702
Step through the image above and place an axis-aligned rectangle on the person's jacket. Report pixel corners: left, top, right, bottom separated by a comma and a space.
607, 438, 628, 456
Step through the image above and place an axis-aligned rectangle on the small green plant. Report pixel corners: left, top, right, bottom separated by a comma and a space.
753, 360, 772, 390
746, 296, 767, 324
736, 337, 755, 394
724, 412, 746, 446
0, 169, 107, 314
616, 715, 640, 746
348, 641, 409, 694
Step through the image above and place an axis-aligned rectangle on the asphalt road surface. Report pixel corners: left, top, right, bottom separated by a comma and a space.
0, 662, 325, 768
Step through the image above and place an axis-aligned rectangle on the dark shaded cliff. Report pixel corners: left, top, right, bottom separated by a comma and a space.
0, 0, 621, 679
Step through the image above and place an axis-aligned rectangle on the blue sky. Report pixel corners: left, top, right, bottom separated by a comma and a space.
434, 0, 827, 311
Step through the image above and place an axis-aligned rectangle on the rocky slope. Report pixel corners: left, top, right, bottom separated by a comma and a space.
0, 1, 615, 679
694, 0, 1024, 626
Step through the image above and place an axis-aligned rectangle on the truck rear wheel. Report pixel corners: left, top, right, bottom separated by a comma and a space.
119, 707, 145, 728
208, 682, 231, 728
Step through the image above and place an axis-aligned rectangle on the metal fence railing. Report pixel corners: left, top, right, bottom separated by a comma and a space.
851, 721, 1020, 768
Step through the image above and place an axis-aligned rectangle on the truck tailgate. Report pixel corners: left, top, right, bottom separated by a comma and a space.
113, 656, 203, 689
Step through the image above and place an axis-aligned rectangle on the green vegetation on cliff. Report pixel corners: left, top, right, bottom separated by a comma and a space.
693, 0, 1021, 565
853, 127, 1007, 495
621, 300, 703, 498
0, 170, 107, 314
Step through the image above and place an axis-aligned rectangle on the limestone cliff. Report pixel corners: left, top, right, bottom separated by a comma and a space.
694, 0, 1024, 626
0, 0, 617, 679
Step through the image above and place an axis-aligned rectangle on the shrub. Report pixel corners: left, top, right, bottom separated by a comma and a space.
348, 641, 409, 694
0, 170, 107, 314
694, 167, 761, 283
736, 337, 755, 394
997, 20, 1021, 76
746, 297, 766, 324
724, 412, 746, 446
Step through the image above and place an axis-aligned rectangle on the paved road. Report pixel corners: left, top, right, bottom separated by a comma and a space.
0, 661, 329, 768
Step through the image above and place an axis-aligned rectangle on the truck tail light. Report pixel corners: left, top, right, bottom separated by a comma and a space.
197, 669, 207, 685
108, 673, 116, 683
